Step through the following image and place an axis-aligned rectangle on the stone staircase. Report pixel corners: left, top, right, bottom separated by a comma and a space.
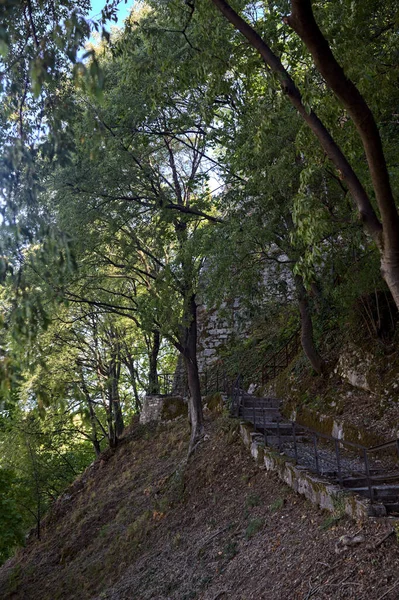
234, 390, 399, 516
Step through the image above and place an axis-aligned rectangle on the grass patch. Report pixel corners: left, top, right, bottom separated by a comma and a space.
270, 497, 285, 512
320, 494, 347, 530
125, 510, 152, 550
320, 514, 343, 531
245, 518, 264, 540
246, 493, 261, 508
223, 540, 238, 560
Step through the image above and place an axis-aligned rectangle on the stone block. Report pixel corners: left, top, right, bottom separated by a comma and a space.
140, 395, 187, 424
203, 348, 216, 357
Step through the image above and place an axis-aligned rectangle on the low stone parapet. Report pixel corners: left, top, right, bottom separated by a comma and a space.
140, 395, 187, 424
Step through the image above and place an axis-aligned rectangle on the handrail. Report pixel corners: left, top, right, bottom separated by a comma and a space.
367, 439, 399, 452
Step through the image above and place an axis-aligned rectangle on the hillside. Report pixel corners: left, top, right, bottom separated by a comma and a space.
0, 412, 398, 600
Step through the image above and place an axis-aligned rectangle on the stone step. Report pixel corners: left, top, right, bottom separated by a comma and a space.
240, 406, 281, 414
348, 485, 399, 501
262, 424, 306, 434
261, 435, 308, 446
240, 409, 281, 422
240, 396, 281, 409
258, 422, 307, 434
342, 473, 399, 488
384, 503, 399, 515
241, 417, 295, 432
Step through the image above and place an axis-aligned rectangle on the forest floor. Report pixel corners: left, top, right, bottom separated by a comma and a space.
1, 412, 399, 600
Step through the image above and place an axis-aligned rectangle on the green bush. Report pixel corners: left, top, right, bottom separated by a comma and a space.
0, 469, 25, 564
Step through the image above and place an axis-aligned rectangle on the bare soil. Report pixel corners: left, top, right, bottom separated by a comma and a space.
1, 413, 399, 600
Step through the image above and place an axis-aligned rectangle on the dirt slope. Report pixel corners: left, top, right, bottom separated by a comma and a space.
1, 413, 398, 600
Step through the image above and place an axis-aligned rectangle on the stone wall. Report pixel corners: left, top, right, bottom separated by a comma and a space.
196, 299, 242, 373
171, 299, 242, 397
140, 395, 187, 425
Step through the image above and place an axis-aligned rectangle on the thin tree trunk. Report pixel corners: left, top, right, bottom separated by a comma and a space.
381, 253, 399, 311
295, 275, 325, 374
87, 397, 102, 457
181, 294, 204, 452
131, 363, 142, 411
110, 361, 124, 438
80, 370, 102, 457
122, 352, 142, 410
107, 399, 116, 449
148, 329, 160, 394
92, 437, 101, 458
27, 441, 41, 540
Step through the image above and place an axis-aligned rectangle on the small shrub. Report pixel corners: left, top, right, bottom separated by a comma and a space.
246, 493, 261, 508
223, 540, 238, 560
99, 524, 109, 538
219, 416, 239, 444
320, 514, 342, 531
126, 510, 152, 549
155, 496, 169, 513
165, 469, 186, 505
245, 517, 264, 539
270, 498, 284, 512
172, 532, 182, 548
6, 565, 22, 594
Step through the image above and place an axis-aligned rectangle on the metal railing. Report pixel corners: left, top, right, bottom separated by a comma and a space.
231, 374, 243, 417
233, 379, 399, 505
157, 329, 301, 398
258, 330, 301, 385
157, 367, 233, 397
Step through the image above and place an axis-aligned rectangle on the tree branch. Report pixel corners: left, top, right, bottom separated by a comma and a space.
286, 0, 398, 251
209, 0, 383, 245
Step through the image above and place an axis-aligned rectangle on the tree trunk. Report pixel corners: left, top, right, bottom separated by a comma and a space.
180, 294, 204, 452
87, 398, 102, 457
122, 353, 142, 411
92, 438, 101, 458
107, 402, 116, 449
27, 441, 41, 540
381, 253, 399, 312
148, 329, 160, 394
80, 371, 102, 457
295, 275, 325, 374
131, 365, 142, 411
110, 362, 124, 438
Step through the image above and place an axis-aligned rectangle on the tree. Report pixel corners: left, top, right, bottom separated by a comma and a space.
208, 0, 399, 309
0, 402, 94, 546
30, 12, 229, 449
21, 303, 144, 450
0, 468, 24, 563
